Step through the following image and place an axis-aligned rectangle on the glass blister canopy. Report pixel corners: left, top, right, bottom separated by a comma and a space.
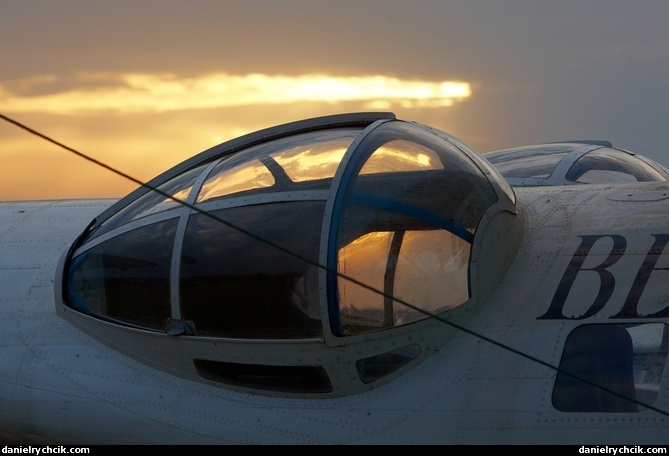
485, 141, 669, 186
64, 113, 514, 340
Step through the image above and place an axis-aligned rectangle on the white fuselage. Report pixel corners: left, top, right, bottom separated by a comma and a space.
1, 182, 668, 444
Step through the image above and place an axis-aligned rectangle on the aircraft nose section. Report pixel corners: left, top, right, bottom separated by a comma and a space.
54, 113, 522, 396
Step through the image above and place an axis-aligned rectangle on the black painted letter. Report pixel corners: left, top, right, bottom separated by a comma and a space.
538, 234, 626, 320
612, 234, 669, 318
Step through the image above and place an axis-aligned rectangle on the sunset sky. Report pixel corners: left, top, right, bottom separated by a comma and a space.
2, 0, 669, 200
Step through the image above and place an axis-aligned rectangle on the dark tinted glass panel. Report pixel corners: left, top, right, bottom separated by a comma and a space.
66, 218, 177, 331
553, 323, 669, 412
180, 201, 325, 338
356, 344, 421, 384
194, 360, 333, 393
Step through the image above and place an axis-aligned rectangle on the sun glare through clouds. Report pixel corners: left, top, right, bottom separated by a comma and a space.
0, 72, 471, 114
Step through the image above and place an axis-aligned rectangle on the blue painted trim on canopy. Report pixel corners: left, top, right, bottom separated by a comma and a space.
348, 192, 474, 243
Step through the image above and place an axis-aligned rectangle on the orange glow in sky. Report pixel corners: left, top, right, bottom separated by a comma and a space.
3, 2, 668, 202
0, 72, 471, 201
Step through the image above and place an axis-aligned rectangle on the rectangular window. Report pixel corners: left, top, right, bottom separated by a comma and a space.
553, 323, 668, 412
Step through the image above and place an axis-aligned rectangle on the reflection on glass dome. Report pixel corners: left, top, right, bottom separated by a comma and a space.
64, 113, 514, 342
485, 141, 669, 186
